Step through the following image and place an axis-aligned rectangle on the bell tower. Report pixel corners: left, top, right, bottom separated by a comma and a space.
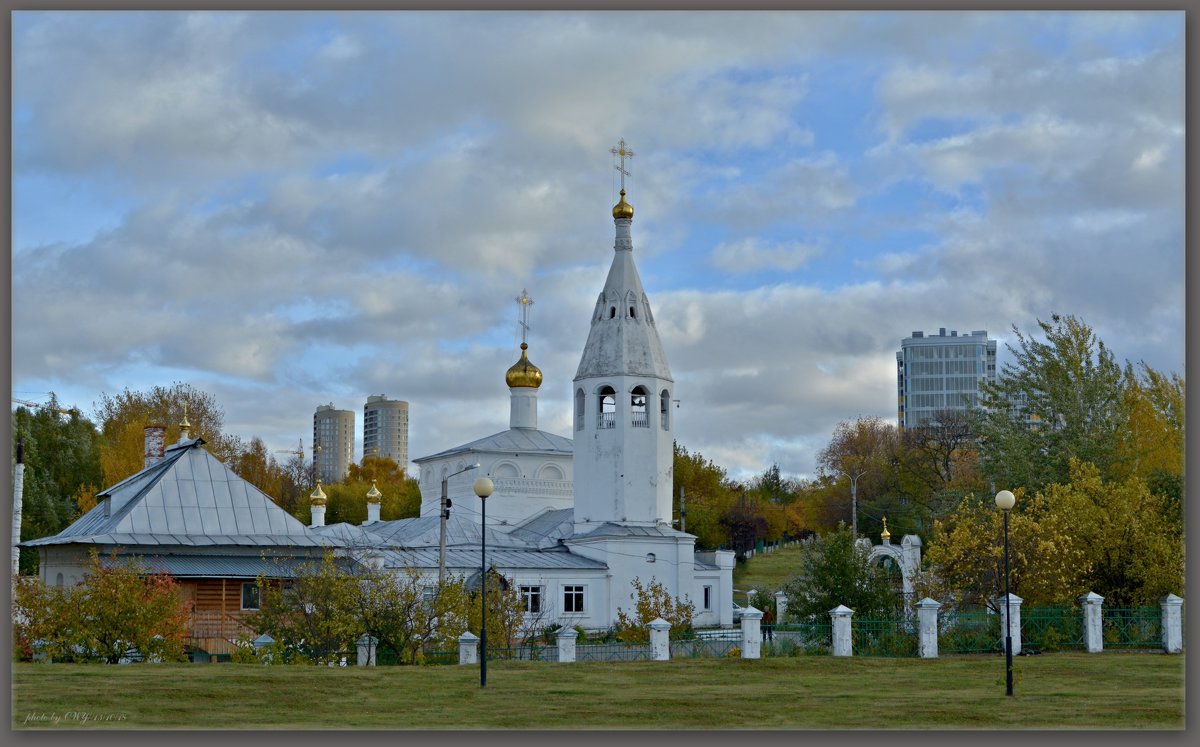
573, 140, 674, 531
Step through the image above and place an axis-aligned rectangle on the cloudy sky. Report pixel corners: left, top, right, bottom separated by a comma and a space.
11, 10, 1185, 482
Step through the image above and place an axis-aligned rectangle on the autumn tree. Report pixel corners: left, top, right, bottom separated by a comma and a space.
290, 456, 422, 525
1113, 362, 1185, 486
893, 409, 986, 530
672, 443, 738, 549
13, 551, 191, 663
466, 570, 528, 656
614, 576, 696, 642
817, 417, 900, 538
93, 383, 241, 486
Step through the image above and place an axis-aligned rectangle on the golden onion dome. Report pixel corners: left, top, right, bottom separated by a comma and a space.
880, 517, 891, 542
612, 189, 634, 219
310, 482, 327, 506
366, 481, 382, 505
505, 343, 543, 389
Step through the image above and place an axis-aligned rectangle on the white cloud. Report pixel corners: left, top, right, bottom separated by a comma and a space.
711, 237, 822, 273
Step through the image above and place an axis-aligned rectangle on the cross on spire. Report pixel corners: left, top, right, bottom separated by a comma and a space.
516, 289, 534, 345
610, 138, 635, 191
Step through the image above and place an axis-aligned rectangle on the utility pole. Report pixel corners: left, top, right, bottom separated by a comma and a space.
12, 440, 25, 581
439, 463, 479, 584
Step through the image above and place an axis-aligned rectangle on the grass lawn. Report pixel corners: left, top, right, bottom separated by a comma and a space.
733, 542, 805, 595
13, 652, 1183, 730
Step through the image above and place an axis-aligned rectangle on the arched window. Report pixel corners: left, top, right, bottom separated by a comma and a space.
631, 386, 649, 427
629, 306, 637, 319
575, 388, 585, 430
609, 307, 617, 319
55, 573, 64, 587
660, 389, 671, 430
598, 386, 616, 429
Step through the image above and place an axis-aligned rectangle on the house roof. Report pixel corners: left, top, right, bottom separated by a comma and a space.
23, 439, 330, 549
97, 551, 353, 579
413, 427, 572, 463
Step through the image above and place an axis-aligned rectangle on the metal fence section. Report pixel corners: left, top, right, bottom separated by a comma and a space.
769, 621, 833, 656
1022, 606, 1084, 652
1102, 607, 1162, 649
853, 617, 917, 658
670, 637, 740, 659
938, 611, 1002, 654
576, 641, 652, 662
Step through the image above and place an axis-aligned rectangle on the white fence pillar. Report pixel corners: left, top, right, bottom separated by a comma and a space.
649, 618, 671, 661
774, 591, 788, 624
830, 605, 854, 657
556, 627, 578, 663
916, 598, 941, 659
1079, 592, 1104, 653
1161, 594, 1183, 654
997, 593, 1024, 656
740, 607, 763, 659
356, 635, 377, 666
458, 632, 479, 665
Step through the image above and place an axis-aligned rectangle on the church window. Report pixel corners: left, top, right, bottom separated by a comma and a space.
609, 307, 616, 319
598, 387, 616, 429
629, 306, 636, 319
55, 573, 64, 588
631, 386, 649, 427
645, 553, 656, 563
703, 586, 712, 611
422, 586, 436, 603
521, 585, 543, 614
660, 389, 671, 430
575, 388, 585, 430
563, 585, 585, 613
241, 582, 261, 611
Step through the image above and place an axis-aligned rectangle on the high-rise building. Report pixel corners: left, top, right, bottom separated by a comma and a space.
313, 403, 354, 484
896, 328, 997, 428
363, 395, 409, 469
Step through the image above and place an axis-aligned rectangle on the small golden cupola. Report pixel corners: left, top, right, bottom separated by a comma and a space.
612, 189, 634, 220
366, 481, 382, 505
880, 517, 891, 543
310, 482, 328, 506
505, 343, 543, 389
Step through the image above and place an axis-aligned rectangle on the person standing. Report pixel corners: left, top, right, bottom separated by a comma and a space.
762, 604, 775, 642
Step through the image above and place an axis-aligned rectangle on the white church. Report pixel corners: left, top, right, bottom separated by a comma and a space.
27, 148, 737, 637
315, 167, 737, 631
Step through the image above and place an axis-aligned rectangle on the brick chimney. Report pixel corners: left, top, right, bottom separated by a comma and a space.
144, 425, 166, 469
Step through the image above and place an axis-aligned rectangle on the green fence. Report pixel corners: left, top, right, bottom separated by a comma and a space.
576, 642, 652, 662
938, 611, 1002, 654
853, 617, 917, 657
670, 638, 740, 659
1102, 608, 1161, 649
771, 621, 833, 656
1022, 607, 1085, 652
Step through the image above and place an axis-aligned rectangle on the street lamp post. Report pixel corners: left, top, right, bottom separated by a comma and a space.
474, 476, 495, 688
995, 489, 1016, 697
439, 464, 480, 584
836, 467, 868, 537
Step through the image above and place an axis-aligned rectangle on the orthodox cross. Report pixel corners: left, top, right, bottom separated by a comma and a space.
610, 138, 635, 191
516, 289, 534, 345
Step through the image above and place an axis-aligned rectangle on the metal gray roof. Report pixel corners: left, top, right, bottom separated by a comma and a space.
414, 428, 572, 463
379, 546, 607, 572
506, 508, 576, 548
98, 552, 348, 579
355, 516, 517, 549
23, 439, 323, 549
571, 522, 694, 540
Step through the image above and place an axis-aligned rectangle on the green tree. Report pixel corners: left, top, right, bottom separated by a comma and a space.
247, 550, 360, 664
614, 576, 696, 642
12, 398, 104, 573
466, 570, 528, 656
975, 315, 1127, 491
353, 567, 472, 665
780, 524, 901, 622
13, 551, 191, 663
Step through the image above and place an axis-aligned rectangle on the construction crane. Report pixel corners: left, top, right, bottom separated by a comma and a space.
275, 438, 305, 462
11, 397, 80, 417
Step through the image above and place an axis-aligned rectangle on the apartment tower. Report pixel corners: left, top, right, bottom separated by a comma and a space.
896, 328, 997, 428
